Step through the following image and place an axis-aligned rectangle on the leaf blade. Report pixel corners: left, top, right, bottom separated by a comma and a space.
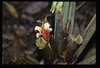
73, 14, 96, 59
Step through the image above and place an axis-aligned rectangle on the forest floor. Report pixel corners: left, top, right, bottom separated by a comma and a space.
2, 2, 96, 64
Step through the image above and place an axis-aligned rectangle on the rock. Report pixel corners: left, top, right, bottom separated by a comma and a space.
22, 2, 49, 14
2, 33, 15, 40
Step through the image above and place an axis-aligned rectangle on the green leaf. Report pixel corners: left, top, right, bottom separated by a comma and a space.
36, 20, 42, 23
57, 2, 63, 9
50, 1, 58, 13
36, 37, 47, 49
73, 14, 96, 58
36, 16, 48, 23
26, 55, 40, 64
75, 34, 83, 45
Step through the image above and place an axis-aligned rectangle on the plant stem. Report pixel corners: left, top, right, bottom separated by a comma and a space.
54, 2, 64, 54
48, 43, 52, 51
68, 2, 76, 34
73, 14, 96, 59
63, 2, 69, 30
42, 43, 53, 64
52, 59, 58, 64
82, 14, 96, 37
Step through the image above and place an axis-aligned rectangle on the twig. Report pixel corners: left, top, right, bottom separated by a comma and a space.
52, 59, 58, 64
66, 2, 71, 32
75, 2, 86, 11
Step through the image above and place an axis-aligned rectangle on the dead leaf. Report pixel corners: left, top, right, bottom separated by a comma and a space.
3, 2, 18, 18
60, 50, 67, 62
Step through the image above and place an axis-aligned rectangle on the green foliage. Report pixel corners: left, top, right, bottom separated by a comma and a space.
74, 14, 96, 58
75, 34, 83, 45
50, 2, 57, 13
53, 2, 96, 65
16, 2, 96, 65
57, 2, 63, 9
63, 2, 69, 29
